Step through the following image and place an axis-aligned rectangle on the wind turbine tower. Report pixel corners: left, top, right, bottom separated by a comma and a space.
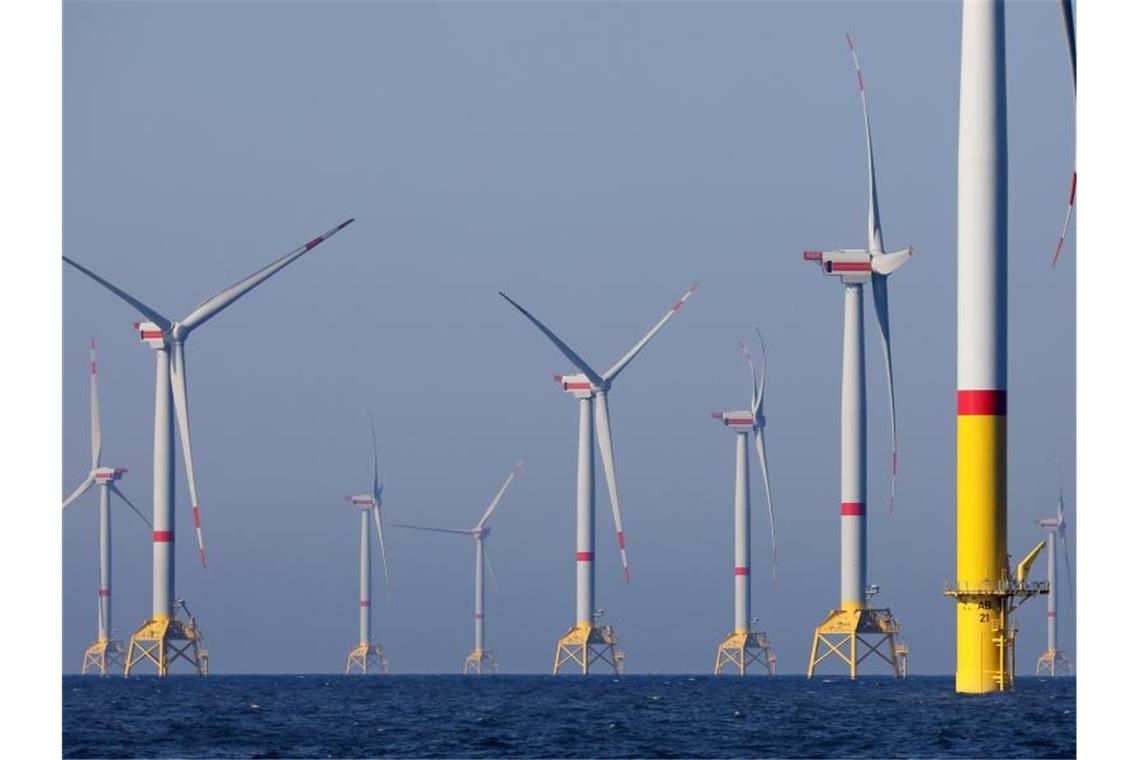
945, 0, 1047, 693
710, 334, 777, 676
803, 35, 909, 679
392, 457, 526, 674
63, 341, 151, 675
1035, 472, 1073, 675
344, 419, 391, 674
63, 218, 354, 676
500, 283, 697, 674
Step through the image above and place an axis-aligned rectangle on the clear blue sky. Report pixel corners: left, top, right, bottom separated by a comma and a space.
62, 1, 1074, 675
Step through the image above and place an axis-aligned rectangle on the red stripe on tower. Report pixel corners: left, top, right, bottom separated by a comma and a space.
98, 588, 111, 597
957, 390, 1007, 416
1047, 612, 1057, 618
840, 502, 866, 516
474, 613, 483, 620
734, 567, 750, 576
360, 601, 370, 607
153, 530, 173, 542
576, 552, 594, 562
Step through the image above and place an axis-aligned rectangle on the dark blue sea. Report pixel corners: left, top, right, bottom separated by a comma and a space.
63, 675, 1075, 759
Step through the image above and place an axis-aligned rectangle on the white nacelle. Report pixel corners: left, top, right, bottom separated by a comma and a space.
554, 372, 599, 399
803, 249, 873, 284
712, 410, 755, 430
348, 495, 374, 509
134, 321, 167, 349
93, 466, 127, 483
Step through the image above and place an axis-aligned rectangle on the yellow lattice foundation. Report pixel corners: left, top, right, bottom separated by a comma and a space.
125, 615, 208, 677
553, 624, 623, 675
81, 639, 125, 676
346, 643, 388, 674
463, 648, 498, 675
807, 608, 903, 679
1035, 648, 1072, 676
714, 629, 776, 675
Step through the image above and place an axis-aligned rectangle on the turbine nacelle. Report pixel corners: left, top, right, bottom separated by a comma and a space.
711, 410, 760, 431
134, 321, 168, 350
802, 248, 912, 285
554, 372, 602, 398
348, 495, 377, 510
93, 466, 128, 483
476, 526, 491, 540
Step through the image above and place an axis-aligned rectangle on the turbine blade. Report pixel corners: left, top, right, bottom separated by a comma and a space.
754, 428, 777, 582
1060, 0, 1076, 91
372, 505, 392, 600
739, 340, 760, 417
602, 283, 698, 382
177, 218, 355, 335
1059, 525, 1074, 611
388, 523, 473, 536
845, 33, 883, 253
871, 272, 899, 515
483, 541, 502, 599
476, 457, 525, 529
1051, 172, 1076, 269
110, 484, 153, 529
89, 340, 102, 469
369, 414, 381, 503
498, 292, 603, 386
594, 392, 630, 582
62, 474, 95, 510
755, 328, 768, 413
169, 343, 207, 569
62, 257, 171, 330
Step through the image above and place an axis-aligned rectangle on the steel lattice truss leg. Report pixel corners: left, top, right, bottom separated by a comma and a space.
806, 608, 904, 679
345, 643, 389, 674
1035, 648, 1072, 676
553, 624, 623, 675
81, 640, 125, 676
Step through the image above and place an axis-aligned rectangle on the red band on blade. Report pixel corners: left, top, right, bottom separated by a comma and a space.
957, 390, 1007, 416
1069, 172, 1077, 204
735, 567, 750, 576
857, 71, 864, 91
360, 601, 370, 607
98, 589, 111, 597
576, 552, 594, 561
1047, 612, 1057, 618
831, 261, 871, 272
840, 502, 866, 516
153, 531, 173, 542
617, 532, 626, 550
192, 505, 202, 529
304, 236, 324, 250
672, 300, 684, 312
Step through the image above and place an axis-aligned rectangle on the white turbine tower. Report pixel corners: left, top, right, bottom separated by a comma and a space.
805, 35, 908, 679
500, 283, 697, 674
711, 333, 777, 676
391, 457, 525, 674
63, 340, 151, 675
63, 218, 354, 676
1036, 469, 1074, 675
344, 418, 391, 675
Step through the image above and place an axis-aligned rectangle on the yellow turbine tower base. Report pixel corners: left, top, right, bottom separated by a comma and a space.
714, 629, 776, 675
81, 639, 125, 676
346, 643, 388, 674
463, 649, 498, 675
807, 608, 903, 679
1035, 649, 1072, 676
553, 624, 623, 675
124, 614, 208, 677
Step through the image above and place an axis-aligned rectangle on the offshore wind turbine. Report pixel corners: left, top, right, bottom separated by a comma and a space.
710, 333, 777, 676
1036, 470, 1074, 675
63, 340, 151, 675
804, 35, 909, 679
391, 457, 525, 674
344, 419, 391, 674
500, 282, 697, 674
63, 218, 354, 676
